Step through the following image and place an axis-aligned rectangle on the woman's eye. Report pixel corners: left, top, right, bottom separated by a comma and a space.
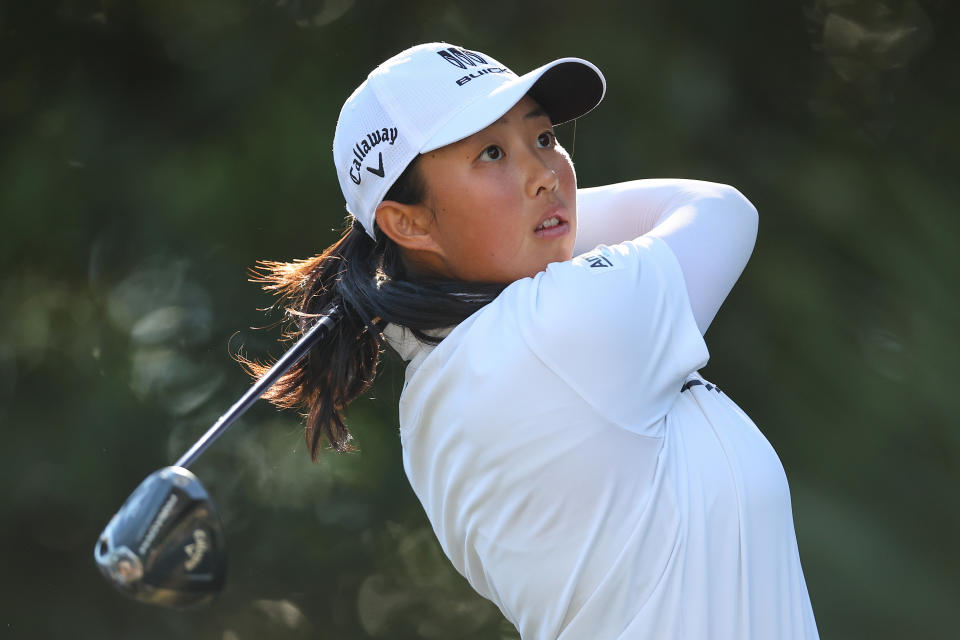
479, 145, 503, 161
536, 132, 555, 148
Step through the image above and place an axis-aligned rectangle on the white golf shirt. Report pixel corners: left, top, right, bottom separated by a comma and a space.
384, 187, 819, 639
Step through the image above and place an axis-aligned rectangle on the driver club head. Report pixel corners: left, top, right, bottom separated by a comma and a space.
94, 466, 226, 608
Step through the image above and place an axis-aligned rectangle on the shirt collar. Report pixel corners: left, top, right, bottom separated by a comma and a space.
382, 323, 453, 377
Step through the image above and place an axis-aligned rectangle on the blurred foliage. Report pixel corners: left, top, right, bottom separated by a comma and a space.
1, 0, 958, 638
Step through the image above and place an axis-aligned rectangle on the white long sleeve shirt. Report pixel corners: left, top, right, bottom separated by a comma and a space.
384, 180, 819, 639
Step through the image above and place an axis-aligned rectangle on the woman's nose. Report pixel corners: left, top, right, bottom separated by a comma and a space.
524, 151, 559, 197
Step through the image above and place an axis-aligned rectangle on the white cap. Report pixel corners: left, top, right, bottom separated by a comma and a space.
332, 42, 606, 238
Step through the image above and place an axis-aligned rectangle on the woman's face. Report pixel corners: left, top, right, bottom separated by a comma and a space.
414, 95, 578, 283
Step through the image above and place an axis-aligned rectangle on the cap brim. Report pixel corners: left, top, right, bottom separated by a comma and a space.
420, 57, 605, 153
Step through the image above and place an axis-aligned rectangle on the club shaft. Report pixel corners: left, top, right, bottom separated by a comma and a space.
174, 306, 340, 469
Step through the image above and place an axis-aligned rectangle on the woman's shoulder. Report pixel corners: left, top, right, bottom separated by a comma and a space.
393, 234, 698, 389
503, 235, 685, 327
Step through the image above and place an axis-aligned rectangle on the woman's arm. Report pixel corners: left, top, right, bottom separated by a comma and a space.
575, 179, 758, 334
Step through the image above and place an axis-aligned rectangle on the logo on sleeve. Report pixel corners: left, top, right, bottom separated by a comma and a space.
573, 248, 625, 273
586, 255, 613, 268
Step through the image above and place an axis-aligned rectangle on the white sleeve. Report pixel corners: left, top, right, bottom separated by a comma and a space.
576, 179, 759, 334
516, 236, 708, 437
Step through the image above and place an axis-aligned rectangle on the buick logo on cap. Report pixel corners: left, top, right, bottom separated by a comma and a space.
437, 47, 488, 69
437, 47, 513, 87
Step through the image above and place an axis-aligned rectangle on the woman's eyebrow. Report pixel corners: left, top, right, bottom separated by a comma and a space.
494, 107, 550, 127
523, 107, 549, 120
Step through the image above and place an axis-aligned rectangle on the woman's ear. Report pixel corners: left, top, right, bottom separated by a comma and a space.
375, 201, 444, 256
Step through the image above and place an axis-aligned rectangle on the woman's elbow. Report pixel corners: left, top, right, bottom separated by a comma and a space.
716, 183, 759, 240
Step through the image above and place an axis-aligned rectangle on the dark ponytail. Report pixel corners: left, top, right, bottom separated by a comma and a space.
242, 159, 504, 460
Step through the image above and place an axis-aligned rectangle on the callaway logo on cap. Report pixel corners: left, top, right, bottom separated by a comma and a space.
332, 42, 606, 238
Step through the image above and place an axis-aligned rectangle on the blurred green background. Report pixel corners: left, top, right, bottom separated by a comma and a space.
1, 0, 958, 638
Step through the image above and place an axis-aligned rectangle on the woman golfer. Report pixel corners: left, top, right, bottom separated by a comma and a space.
250, 42, 819, 639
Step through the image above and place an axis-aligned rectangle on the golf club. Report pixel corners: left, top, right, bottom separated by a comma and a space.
94, 306, 340, 608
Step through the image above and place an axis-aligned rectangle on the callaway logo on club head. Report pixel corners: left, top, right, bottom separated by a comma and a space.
437, 46, 512, 86
183, 529, 209, 571
347, 126, 398, 185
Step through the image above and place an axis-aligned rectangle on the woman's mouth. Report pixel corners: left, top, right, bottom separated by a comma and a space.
534, 214, 570, 238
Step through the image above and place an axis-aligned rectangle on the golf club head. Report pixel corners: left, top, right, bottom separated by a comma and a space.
94, 466, 226, 608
